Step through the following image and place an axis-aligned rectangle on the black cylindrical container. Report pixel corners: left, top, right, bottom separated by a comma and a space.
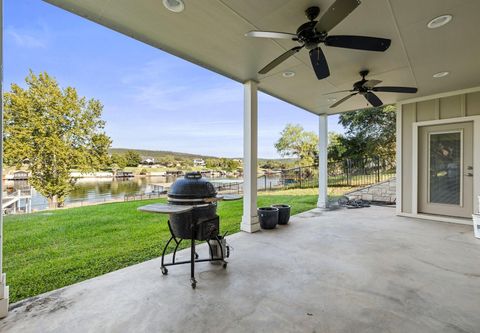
168, 172, 219, 240
258, 207, 279, 229
271, 204, 291, 225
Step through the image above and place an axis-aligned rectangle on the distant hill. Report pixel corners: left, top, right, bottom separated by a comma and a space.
109, 148, 297, 164
109, 148, 217, 161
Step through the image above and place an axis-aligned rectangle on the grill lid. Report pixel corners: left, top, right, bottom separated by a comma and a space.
168, 172, 217, 199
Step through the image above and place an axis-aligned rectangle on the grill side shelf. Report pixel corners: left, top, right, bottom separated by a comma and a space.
138, 204, 194, 214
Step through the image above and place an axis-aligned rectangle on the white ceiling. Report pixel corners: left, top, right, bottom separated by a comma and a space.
44, 0, 480, 115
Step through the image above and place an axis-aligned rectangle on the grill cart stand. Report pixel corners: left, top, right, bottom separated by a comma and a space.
138, 203, 228, 289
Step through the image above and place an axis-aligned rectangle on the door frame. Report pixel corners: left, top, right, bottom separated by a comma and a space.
412, 116, 480, 221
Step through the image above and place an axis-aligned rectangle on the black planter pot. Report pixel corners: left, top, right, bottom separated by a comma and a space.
271, 204, 291, 225
258, 207, 279, 229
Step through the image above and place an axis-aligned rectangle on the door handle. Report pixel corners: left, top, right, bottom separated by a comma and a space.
464, 172, 473, 177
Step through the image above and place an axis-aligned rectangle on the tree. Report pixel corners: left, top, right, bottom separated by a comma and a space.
3, 71, 111, 208
338, 105, 396, 160
110, 153, 127, 170
222, 158, 241, 172
124, 150, 142, 167
327, 132, 347, 162
275, 124, 318, 166
205, 158, 219, 169
159, 155, 176, 167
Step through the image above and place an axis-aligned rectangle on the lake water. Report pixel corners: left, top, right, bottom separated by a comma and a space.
4, 175, 282, 211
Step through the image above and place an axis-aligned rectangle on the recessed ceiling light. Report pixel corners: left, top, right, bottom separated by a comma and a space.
433, 71, 449, 78
327, 98, 337, 102
427, 15, 452, 29
162, 0, 185, 13
282, 71, 295, 78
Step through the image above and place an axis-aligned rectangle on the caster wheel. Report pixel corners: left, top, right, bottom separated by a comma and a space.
191, 278, 197, 289
194, 253, 199, 259
223, 262, 228, 269
161, 267, 168, 275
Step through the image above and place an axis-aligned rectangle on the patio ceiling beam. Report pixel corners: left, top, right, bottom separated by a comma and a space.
0, 0, 10, 318
317, 114, 328, 209
241, 80, 260, 233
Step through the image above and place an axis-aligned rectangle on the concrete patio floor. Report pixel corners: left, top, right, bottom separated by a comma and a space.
1, 206, 479, 333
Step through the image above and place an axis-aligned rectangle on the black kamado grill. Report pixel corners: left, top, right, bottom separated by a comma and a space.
138, 172, 232, 288
168, 172, 219, 241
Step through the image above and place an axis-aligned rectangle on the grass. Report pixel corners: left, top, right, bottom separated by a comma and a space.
4, 190, 321, 303
262, 186, 356, 198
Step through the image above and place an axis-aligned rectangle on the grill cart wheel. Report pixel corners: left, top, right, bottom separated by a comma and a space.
191, 278, 197, 289
161, 267, 168, 275
223, 262, 228, 269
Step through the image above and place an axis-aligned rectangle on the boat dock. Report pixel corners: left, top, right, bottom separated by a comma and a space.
2, 189, 33, 214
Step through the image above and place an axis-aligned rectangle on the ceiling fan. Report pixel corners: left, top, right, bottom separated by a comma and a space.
245, 0, 391, 80
327, 70, 418, 108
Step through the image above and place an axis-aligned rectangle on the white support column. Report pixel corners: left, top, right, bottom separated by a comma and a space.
317, 114, 328, 209
241, 80, 260, 233
0, 0, 10, 318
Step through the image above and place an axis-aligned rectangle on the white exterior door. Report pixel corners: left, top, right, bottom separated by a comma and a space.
418, 122, 474, 218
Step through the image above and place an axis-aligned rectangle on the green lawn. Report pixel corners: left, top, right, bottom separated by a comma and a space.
4, 192, 318, 303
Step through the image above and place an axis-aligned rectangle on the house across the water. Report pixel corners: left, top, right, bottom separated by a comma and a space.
193, 159, 206, 167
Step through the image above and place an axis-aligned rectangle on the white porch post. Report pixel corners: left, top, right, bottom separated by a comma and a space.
317, 114, 328, 208
241, 80, 260, 233
0, 0, 10, 318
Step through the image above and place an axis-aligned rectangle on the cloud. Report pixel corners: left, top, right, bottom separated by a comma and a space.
119, 57, 243, 112
133, 83, 242, 112
5, 26, 48, 49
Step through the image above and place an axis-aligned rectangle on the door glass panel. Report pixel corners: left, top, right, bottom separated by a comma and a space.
429, 132, 461, 205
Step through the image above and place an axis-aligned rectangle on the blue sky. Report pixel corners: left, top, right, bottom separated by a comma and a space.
4, 0, 344, 158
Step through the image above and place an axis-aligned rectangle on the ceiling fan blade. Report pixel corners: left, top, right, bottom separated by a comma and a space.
365, 92, 383, 107
323, 89, 353, 95
258, 46, 303, 75
245, 31, 297, 40
326, 35, 391, 51
372, 86, 418, 93
330, 93, 357, 108
315, 0, 361, 34
363, 79, 382, 89
309, 47, 330, 80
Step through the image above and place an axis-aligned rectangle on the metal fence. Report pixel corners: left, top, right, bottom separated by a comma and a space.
279, 165, 319, 189
328, 156, 395, 187
277, 156, 396, 190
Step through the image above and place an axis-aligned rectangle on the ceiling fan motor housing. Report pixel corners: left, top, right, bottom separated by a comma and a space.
296, 21, 324, 49
354, 70, 370, 93
296, 7, 326, 50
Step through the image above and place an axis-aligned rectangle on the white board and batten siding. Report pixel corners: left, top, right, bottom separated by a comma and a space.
397, 87, 480, 224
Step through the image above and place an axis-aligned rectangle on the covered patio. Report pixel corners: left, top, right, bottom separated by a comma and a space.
1, 206, 479, 332
1, 0, 480, 326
